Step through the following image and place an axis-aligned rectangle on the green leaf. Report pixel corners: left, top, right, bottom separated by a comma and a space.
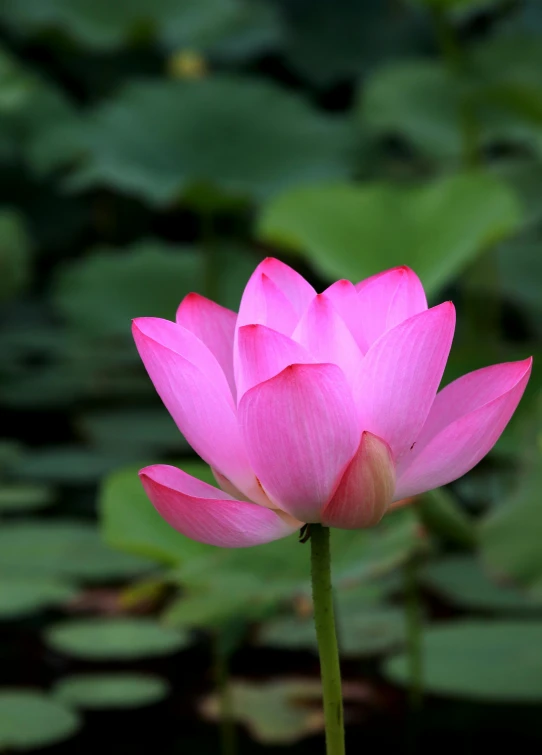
100, 461, 216, 565
77, 408, 187, 455
54, 674, 169, 709
45, 618, 190, 660
259, 606, 406, 657
280, 0, 429, 85
12, 446, 136, 484
385, 620, 542, 701
0, 577, 76, 619
361, 60, 463, 162
417, 488, 478, 549
0, 209, 32, 302
0, 484, 53, 513
481, 462, 542, 596
258, 173, 521, 294
0, 521, 155, 581
71, 77, 352, 204
423, 556, 542, 612
161, 0, 282, 61
52, 240, 204, 336
0, 690, 80, 750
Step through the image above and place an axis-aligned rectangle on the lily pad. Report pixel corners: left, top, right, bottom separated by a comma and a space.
71, 77, 352, 204
0, 521, 155, 581
45, 618, 190, 660
260, 606, 406, 657
0, 577, 76, 619
54, 673, 169, 709
258, 173, 521, 294
423, 556, 542, 612
0, 484, 53, 513
0, 690, 80, 750
52, 241, 204, 336
385, 620, 542, 701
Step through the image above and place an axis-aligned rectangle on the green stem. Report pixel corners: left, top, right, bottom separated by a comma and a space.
310, 524, 345, 755
213, 629, 236, 755
201, 209, 219, 303
404, 556, 423, 712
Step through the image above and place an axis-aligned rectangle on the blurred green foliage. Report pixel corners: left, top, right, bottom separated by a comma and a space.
1, 0, 542, 749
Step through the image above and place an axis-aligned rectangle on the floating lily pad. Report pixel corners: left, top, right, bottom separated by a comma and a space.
423, 556, 542, 612
385, 620, 542, 701
45, 618, 190, 660
0, 484, 53, 513
12, 447, 134, 484
0, 521, 155, 581
54, 673, 169, 709
0, 577, 76, 619
0, 689, 80, 750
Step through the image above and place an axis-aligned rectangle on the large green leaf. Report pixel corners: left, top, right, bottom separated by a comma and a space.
54, 673, 169, 709
100, 461, 217, 565
258, 173, 521, 293
386, 621, 542, 701
0, 577, 76, 619
481, 462, 542, 596
0, 210, 32, 302
423, 556, 542, 612
52, 240, 204, 336
0, 0, 281, 61
361, 60, 463, 162
71, 77, 352, 204
0, 690, 80, 750
45, 618, 190, 660
278, 0, 429, 85
0, 521, 155, 581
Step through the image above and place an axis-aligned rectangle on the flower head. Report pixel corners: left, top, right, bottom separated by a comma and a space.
133, 258, 531, 547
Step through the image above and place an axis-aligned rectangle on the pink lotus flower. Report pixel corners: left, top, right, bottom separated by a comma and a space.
133, 258, 531, 548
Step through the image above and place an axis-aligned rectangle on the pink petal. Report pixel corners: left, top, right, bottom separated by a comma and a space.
132, 317, 254, 496
237, 271, 298, 335
236, 324, 314, 399
176, 293, 237, 397
256, 257, 316, 316
356, 267, 428, 348
292, 294, 364, 389
395, 358, 532, 499
140, 465, 300, 547
355, 302, 456, 461
238, 363, 359, 522
322, 432, 396, 529
317, 279, 369, 352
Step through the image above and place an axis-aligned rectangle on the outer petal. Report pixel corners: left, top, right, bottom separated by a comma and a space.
238, 363, 359, 522
322, 432, 396, 529
236, 324, 314, 399
321, 279, 368, 351
132, 317, 254, 496
356, 267, 428, 348
139, 465, 300, 548
395, 358, 532, 499
355, 303, 456, 461
176, 293, 237, 397
292, 294, 364, 389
